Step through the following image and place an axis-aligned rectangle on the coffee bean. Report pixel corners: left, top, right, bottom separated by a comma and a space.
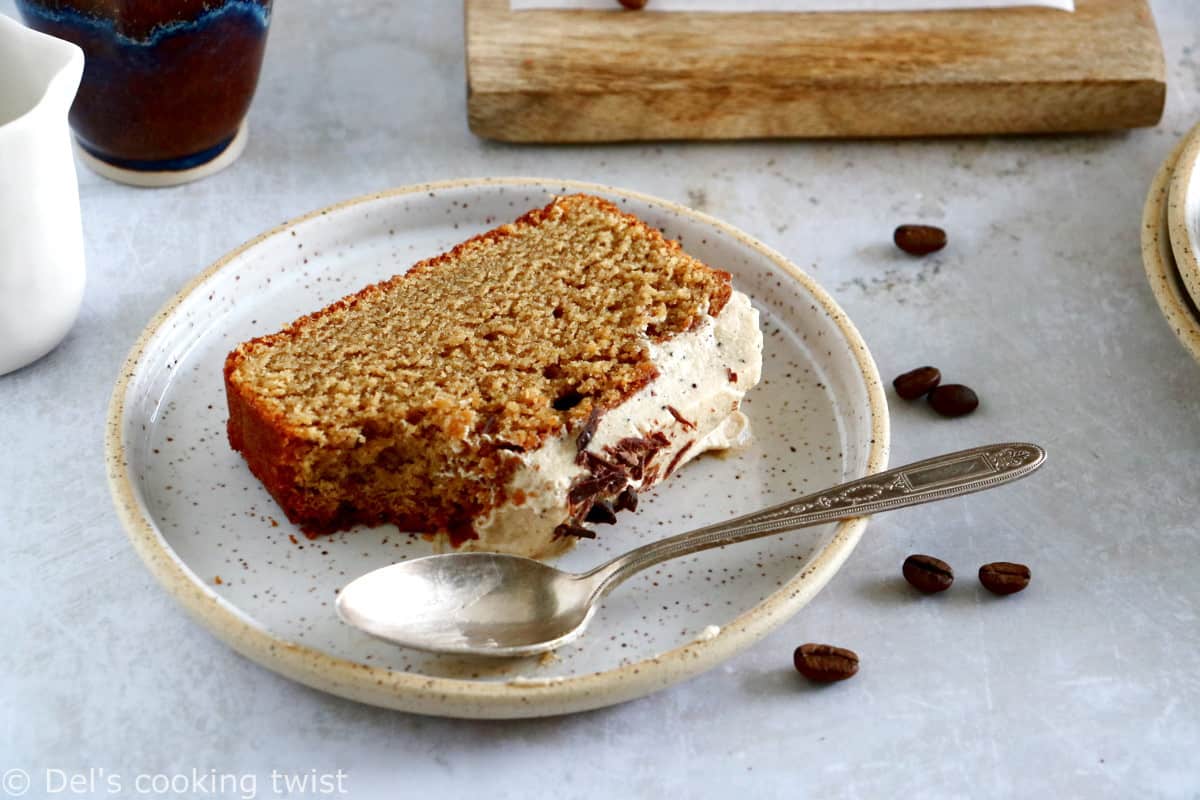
618, 0, 648, 8
793, 643, 859, 683
928, 384, 979, 417
893, 366, 941, 400
902, 554, 954, 593
979, 562, 1031, 595
894, 224, 947, 255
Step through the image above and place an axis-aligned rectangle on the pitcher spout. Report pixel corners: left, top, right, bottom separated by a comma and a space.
0, 13, 83, 127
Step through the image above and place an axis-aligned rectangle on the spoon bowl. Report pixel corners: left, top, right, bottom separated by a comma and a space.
337, 552, 598, 656
338, 443, 1045, 657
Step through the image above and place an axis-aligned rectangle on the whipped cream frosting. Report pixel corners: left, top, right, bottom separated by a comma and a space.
456, 290, 763, 559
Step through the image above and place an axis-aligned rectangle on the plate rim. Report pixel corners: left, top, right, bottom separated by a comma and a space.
1166, 122, 1200, 313
104, 177, 891, 718
1143, 134, 1200, 365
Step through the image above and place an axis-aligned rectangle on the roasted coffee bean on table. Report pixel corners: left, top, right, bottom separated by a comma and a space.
894, 224, 947, 256
893, 366, 942, 400
928, 383, 979, 417
793, 643, 859, 683
902, 554, 954, 593
979, 562, 1031, 595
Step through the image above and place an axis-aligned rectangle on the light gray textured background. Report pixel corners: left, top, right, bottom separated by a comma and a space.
1, 1, 1198, 797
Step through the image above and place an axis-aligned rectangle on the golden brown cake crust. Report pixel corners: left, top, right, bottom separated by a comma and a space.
224, 194, 733, 542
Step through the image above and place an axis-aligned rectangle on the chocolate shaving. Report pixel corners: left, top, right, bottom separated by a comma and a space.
566, 427, 672, 522
568, 478, 605, 506
606, 446, 640, 470
575, 406, 602, 452
613, 436, 652, 454
664, 439, 695, 478
596, 438, 657, 486
553, 522, 596, 540
568, 469, 626, 506
494, 442, 525, 452
585, 500, 618, 525
615, 486, 638, 512
667, 405, 696, 430
605, 436, 654, 475
636, 432, 672, 480
578, 451, 624, 482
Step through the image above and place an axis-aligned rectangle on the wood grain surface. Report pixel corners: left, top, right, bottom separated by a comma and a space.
465, 0, 1166, 141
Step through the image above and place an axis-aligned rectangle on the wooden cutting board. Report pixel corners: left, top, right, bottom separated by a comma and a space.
465, 0, 1165, 141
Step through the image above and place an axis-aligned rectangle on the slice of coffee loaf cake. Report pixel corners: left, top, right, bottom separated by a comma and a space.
224, 194, 762, 559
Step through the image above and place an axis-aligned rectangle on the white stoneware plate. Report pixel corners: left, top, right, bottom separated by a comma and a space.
1167, 123, 1200, 310
1144, 139, 1200, 364
106, 178, 889, 718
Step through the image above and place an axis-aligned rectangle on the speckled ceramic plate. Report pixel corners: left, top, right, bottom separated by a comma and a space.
105, 178, 889, 718
1144, 138, 1200, 364
1167, 123, 1200, 311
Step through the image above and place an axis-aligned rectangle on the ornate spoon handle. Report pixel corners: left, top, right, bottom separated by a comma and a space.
584, 443, 1046, 595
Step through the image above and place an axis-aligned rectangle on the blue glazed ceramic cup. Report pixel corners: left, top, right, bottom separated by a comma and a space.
16, 0, 272, 186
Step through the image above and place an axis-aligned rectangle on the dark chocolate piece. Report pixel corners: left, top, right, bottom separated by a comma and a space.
575, 406, 602, 452
585, 500, 618, 525
568, 469, 625, 506
553, 523, 597, 539
615, 486, 638, 512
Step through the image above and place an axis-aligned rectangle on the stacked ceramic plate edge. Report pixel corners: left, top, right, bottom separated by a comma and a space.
1143, 122, 1200, 362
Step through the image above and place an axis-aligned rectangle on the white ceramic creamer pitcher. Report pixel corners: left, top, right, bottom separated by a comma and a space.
0, 15, 85, 376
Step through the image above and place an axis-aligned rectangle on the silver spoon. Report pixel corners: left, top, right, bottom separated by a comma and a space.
336, 442, 1045, 657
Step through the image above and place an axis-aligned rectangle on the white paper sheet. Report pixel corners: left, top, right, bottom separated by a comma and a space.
512, 0, 1073, 12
